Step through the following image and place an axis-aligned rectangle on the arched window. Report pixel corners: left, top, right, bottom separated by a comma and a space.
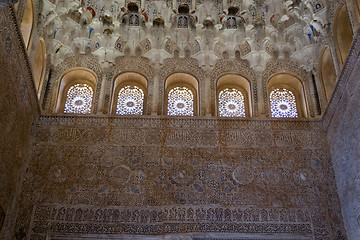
218, 88, 246, 117
267, 73, 308, 118
167, 86, 194, 116
334, 4, 354, 67
216, 74, 252, 117
116, 86, 144, 115
55, 68, 97, 114
111, 72, 147, 115
270, 88, 298, 118
33, 38, 46, 97
64, 83, 94, 114
165, 73, 198, 116
319, 46, 337, 101
21, 0, 34, 49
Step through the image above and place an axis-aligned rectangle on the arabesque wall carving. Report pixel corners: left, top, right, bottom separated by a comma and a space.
8, 116, 344, 239
2, 1, 360, 240
0, 5, 38, 239
324, 25, 360, 240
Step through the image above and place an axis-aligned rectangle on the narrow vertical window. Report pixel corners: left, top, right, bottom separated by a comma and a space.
218, 88, 246, 117
116, 86, 144, 115
270, 88, 298, 118
167, 87, 194, 116
64, 83, 94, 114
334, 4, 353, 67
21, 0, 34, 49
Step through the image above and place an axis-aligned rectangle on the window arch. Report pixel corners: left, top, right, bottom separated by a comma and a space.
55, 68, 97, 114
21, 0, 34, 50
319, 46, 337, 101
111, 72, 147, 115
267, 73, 308, 118
33, 38, 46, 98
216, 74, 252, 117
334, 4, 354, 67
165, 73, 198, 116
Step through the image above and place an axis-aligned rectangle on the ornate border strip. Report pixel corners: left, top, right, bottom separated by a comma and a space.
31, 205, 314, 237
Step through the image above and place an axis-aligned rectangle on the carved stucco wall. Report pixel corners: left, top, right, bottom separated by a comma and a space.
9, 116, 345, 240
0, 1, 358, 240
0, 5, 38, 239
324, 29, 360, 240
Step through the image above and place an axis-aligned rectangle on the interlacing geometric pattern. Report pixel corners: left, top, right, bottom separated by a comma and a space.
218, 88, 246, 117
167, 87, 194, 116
64, 84, 94, 114
270, 88, 298, 118
116, 86, 144, 115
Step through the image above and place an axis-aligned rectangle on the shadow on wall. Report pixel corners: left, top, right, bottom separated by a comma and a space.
0, 205, 4, 232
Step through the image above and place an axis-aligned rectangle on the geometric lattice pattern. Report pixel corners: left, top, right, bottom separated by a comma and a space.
270, 88, 298, 118
167, 86, 194, 116
218, 88, 246, 117
116, 85, 144, 115
64, 83, 94, 114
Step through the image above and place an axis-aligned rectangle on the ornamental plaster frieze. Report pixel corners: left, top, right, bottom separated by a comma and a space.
32, 125, 327, 150
36, 114, 323, 132
29, 204, 315, 238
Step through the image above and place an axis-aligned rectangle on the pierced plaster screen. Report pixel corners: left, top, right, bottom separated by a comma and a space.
270, 88, 298, 118
64, 84, 94, 114
218, 88, 246, 117
116, 86, 144, 115
167, 87, 194, 116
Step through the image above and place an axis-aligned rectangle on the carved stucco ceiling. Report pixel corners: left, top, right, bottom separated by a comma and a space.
42, 0, 328, 71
